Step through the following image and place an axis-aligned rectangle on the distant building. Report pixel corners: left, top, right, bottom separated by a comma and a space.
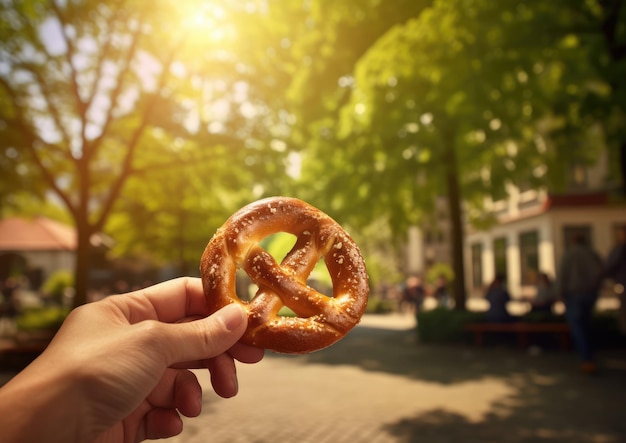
464, 150, 625, 299
0, 216, 111, 288
404, 197, 451, 276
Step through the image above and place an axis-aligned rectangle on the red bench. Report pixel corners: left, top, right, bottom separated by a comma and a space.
465, 322, 571, 350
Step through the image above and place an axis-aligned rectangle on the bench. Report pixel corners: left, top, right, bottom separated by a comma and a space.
464, 322, 571, 350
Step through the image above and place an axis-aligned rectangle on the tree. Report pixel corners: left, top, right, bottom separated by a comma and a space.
263, 0, 558, 308
241, 2, 552, 308
0, 0, 187, 305
238, 0, 626, 309
106, 130, 287, 276
0, 0, 289, 306
535, 0, 626, 193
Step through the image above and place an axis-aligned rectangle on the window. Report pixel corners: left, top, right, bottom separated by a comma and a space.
493, 237, 508, 277
519, 231, 539, 285
471, 243, 483, 289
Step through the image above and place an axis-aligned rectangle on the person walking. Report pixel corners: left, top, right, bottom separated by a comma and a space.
557, 233, 603, 374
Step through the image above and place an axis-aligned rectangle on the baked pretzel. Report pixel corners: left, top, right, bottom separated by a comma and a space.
200, 196, 369, 353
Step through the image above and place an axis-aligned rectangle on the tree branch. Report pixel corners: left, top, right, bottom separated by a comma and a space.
93, 45, 180, 233
17, 62, 75, 155
82, 0, 124, 110
85, 21, 143, 157
0, 76, 78, 219
50, 0, 88, 148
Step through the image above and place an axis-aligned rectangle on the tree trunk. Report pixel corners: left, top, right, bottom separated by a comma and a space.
177, 205, 188, 276
442, 141, 467, 310
73, 156, 92, 308
72, 218, 92, 308
619, 140, 626, 196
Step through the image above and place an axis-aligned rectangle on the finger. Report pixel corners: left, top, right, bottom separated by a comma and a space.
147, 369, 202, 418
228, 342, 265, 364
144, 408, 183, 440
175, 370, 203, 418
172, 341, 264, 370
107, 277, 209, 324
207, 353, 239, 398
157, 303, 248, 365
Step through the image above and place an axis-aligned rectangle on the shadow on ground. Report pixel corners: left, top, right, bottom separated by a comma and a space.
383, 406, 625, 443
272, 322, 626, 384
270, 322, 626, 442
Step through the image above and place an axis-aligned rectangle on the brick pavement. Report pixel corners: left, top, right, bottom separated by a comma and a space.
169, 313, 626, 443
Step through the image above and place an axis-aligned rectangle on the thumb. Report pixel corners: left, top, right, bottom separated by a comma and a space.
160, 303, 248, 365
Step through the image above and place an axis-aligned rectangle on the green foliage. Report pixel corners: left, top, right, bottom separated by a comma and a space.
365, 297, 396, 314
3, 0, 625, 307
16, 306, 70, 332
425, 263, 454, 286
417, 308, 486, 343
277, 306, 297, 317
41, 270, 74, 303
0, 0, 295, 303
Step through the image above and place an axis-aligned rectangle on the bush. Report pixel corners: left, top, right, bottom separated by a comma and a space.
425, 262, 454, 285
417, 308, 485, 343
417, 308, 625, 348
17, 306, 70, 331
41, 270, 74, 303
521, 312, 566, 323
366, 297, 396, 314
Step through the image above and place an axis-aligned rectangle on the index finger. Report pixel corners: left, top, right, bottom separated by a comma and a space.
109, 277, 211, 324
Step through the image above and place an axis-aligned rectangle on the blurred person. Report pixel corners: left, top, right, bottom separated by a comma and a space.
557, 233, 603, 374
432, 275, 451, 309
1, 277, 19, 319
401, 275, 425, 315
528, 272, 556, 314
0, 277, 264, 442
485, 273, 516, 323
603, 226, 626, 333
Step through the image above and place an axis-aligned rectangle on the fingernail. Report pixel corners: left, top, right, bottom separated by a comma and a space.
221, 304, 246, 331
195, 391, 203, 415
231, 371, 239, 396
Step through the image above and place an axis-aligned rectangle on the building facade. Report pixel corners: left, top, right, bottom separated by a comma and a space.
464, 151, 625, 299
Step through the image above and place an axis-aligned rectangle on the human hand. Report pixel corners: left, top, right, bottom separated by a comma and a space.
0, 277, 264, 443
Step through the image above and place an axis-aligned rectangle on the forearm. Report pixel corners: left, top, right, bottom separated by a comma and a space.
0, 357, 87, 443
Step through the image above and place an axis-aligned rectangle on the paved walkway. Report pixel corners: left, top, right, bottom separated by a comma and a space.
2, 313, 625, 442
169, 313, 626, 443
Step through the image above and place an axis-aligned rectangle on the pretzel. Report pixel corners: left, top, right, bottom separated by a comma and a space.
200, 196, 369, 354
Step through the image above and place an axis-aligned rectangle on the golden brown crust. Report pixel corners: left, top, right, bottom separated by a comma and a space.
200, 196, 369, 353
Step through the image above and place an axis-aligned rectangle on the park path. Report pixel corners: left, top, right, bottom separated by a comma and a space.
169, 313, 626, 443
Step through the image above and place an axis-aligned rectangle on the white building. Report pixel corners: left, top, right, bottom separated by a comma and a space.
464, 153, 625, 299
